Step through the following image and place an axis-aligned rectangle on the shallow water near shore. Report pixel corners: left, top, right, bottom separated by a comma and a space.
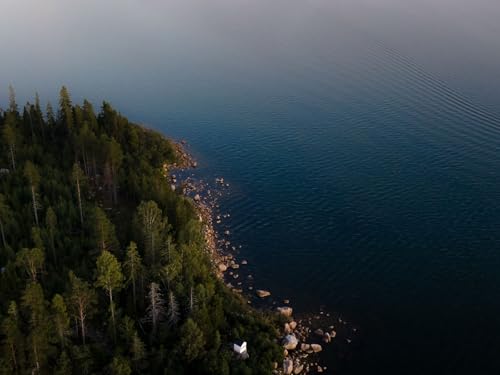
3, 0, 500, 373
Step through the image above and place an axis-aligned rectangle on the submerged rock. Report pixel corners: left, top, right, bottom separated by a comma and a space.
314, 329, 324, 337
256, 289, 271, 298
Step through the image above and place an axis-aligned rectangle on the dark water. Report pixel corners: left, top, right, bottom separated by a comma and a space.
2, 1, 500, 373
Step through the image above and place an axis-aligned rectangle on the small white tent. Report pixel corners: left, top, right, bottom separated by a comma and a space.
233, 340, 247, 354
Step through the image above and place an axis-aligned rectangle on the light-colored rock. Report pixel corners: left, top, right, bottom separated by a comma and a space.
282, 335, 298, 350
277, 306, 293, 318
241, 260, 248, 265
194, 194, 201, 202
293, 364, 304, 374
272, 362, 278, 370
311, 344, 323, 353
283, 359, 293, 375
300, 343, 310, 351
284, 323, 291, 334
256, 290, 271, 298
231, 263, 240, 269
218, 263, 227, 272
317, 365, 323, 373
289, 321, 297, 330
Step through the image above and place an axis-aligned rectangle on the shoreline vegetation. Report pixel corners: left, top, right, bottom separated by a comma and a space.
0, 87, 347, 374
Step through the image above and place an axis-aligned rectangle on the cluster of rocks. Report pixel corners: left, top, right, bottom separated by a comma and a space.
166, 144, 357, 374
271, 306, 340, 374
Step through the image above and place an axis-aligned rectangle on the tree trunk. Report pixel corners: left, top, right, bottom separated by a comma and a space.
109, 288, 116, 341
111, 165, 118, 204
151, 233, 155, 265
76, 177, 84, 226
9, 343, 17, 373
0, 217, 7, 249
31, 185, 39, 226
131, 270, 137, 312
9, 145, 16, 171
33, 342, 40, 374
79, 308, 86, 345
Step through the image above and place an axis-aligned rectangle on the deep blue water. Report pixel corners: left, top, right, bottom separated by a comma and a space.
2, 1, 500, 373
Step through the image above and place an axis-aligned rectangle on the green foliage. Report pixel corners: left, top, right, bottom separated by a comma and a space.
0, 87, 281, 374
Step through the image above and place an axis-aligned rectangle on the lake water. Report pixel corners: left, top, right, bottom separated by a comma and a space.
2, 1, 500, 373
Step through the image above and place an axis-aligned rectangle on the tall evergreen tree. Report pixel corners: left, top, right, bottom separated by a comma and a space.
72, 163, 85, 226
123, 242, 143, 311
0, 194, 12, 250
45, 207, 57, 264
67, 272, 96, 345
51, 294, 70, 348
2, 113, 18, 171
95, 250, 124, 340
24, 161, 41, 226
1, 301, 24, 374
135, 201, 166, 266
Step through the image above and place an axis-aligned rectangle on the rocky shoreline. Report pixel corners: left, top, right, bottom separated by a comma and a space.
168, 140, 358, 374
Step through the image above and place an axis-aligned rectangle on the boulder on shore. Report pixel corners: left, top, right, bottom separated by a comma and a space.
194, 194, 201, 202
282, 335, 298, 350
293, 364, 304, 374
218, 263, 227, 272
256, 289, 271, 298
289, 321, 297, 330
277, 306, 293, 318
283, 359, 293, 375
311, 344, 323, 353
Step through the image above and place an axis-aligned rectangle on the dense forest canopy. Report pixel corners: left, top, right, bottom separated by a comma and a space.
0, 86, 282, 374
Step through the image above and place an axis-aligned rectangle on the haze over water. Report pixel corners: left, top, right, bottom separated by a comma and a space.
2, 1, 500, 373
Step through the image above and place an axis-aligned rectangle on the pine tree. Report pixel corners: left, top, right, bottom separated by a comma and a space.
1, 301, 24, 374
24, 161, 41, 226
95, 250, 124, 340
93, 207, 118, 253
166, 291, 179, 327
15, 248, 45, 282
107, 138, 123, 204
178, 319, 205, 362
123, 242, 143, 311
135, 201, 166, 266
2, 113, 18, 171
0, 194, 12, 250
67, 272, 96, 345
58, 86, 73, 129
144, 282, 165, 335
21, 283, 51, 374
45, 207, 57, 264
72, 163, 85, 226
51, 294, 70, 347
